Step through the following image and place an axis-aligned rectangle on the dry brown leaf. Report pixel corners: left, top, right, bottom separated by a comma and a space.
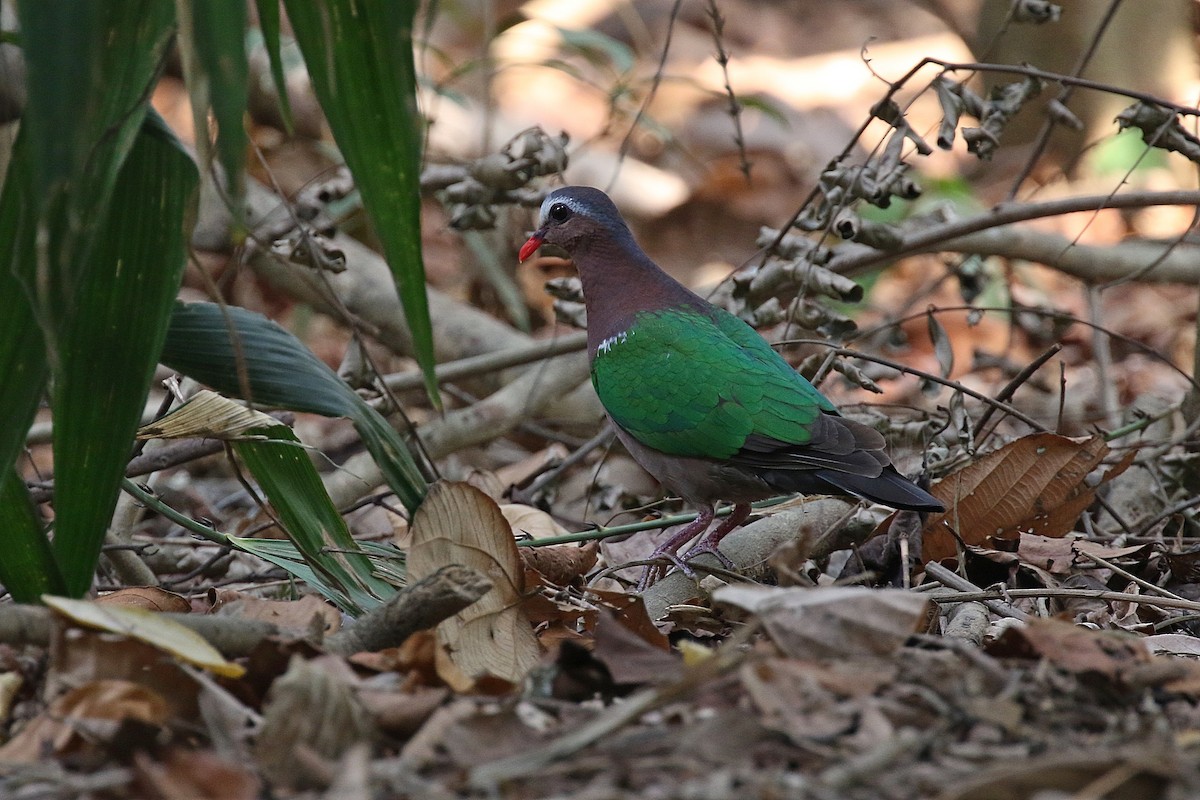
714, 586, 931, 659
44, 596, 244, 679
407, 481, 541, 688
741, 658, 894, 744
520, 541, 598, 586
96, 587, 191, 613
255, 655, 375, 790
1143, 634, 1200, 658
925, 433, 1111, 562
213, 592, 341, 634
986, 617, 1150, 680
494, 443, 570, 490
133, 748, 261, 800
587, 587, 670, 650
1018, 534, 1154, 575
356, 685, 448, 738
0, 679, 171, 762
590, 611, 680, 685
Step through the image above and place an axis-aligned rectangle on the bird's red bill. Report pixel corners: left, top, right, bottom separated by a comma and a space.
518, 232, 544, 263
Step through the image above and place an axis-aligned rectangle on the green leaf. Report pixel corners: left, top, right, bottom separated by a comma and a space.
253, 0, 294, 134
51, 113, 199, 595
160, 302, 428, 513
234, 425, 392, 613
162, 302, 362, 417
16, 0, 175, 326
0, 128, 47, 483
177, 0, 250, 205
0, 468, 66, 602
282, 0, 439, 408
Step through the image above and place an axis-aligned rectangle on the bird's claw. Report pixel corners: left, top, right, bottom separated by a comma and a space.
636, 544, 736, 591
678, 542, 736, 571
635, 552, 696, 592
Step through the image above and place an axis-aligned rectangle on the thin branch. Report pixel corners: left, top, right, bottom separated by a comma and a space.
825, 189, 1200, 276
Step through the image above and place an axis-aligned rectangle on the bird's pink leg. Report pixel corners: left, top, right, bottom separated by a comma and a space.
637, 505, 714, 591
679, 503, 751, 568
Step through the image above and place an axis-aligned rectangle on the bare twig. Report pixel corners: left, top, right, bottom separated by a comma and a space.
706, 0, 751, 183
825, 189, 1200, 277
923, 562, 1032, 621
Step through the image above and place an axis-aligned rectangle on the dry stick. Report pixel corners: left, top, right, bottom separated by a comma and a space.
814, 345, 1044, 431
0, 603, 280, 657
1135, 494, 1200, 539
764, 58, 1200, 261
381, 332, 586, 393
640, 499, 875, 621
927, 586, 1200, 616
974, 343, 1062, 443
323, 351, 591, 510
324, 565, 490, 655
510, 422, 614, 506
0, 565, 490, 658
28, 413, 293, 504
1078, 551, 1188, 602
923, 562, 1032, 622
918, 224, 1200, 285
931, 59, 1200, 116
240, 178, 533, 368
853, 304, 1200, 394
1087, 286, 1121, 430
826, 189, 1200, 277
706, 0, 751, 183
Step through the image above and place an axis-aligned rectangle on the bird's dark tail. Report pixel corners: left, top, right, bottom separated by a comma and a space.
815, 467, 944, 513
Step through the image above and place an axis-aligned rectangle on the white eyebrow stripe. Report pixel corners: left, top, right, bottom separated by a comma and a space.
540, 194, 591, 222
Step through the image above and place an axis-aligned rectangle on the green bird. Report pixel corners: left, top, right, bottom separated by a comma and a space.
519, 186, 942, 586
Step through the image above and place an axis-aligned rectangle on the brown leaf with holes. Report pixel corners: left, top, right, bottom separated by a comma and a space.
924, 433, 1111, 563
406, 481, 541, 689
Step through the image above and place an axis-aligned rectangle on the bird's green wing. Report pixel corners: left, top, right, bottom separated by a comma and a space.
591, 307, 836, 460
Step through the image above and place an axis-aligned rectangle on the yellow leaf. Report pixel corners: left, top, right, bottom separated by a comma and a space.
42, 596, 245, 678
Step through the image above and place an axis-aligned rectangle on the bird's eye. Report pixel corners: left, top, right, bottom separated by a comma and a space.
547, 202, 571, 223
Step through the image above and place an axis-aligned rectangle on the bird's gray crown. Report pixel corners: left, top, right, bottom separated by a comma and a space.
538, 186, 622, 228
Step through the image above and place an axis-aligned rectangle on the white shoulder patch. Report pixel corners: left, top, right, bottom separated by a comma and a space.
597, 329, 633, 355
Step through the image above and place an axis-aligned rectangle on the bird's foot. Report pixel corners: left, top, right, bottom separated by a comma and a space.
633, 503, 751, 590
633, 506, 716, 591
678, 541, 736, 571
635, 552, 698, 591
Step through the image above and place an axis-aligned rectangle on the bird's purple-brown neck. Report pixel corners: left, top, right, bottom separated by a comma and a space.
565, 225, 708, 360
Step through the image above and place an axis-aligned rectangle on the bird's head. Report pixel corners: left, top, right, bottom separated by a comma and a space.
518, 186, 633, 262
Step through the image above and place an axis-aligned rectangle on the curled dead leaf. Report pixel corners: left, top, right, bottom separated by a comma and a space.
520, 541, 598, 586
406, 481, 541, 689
